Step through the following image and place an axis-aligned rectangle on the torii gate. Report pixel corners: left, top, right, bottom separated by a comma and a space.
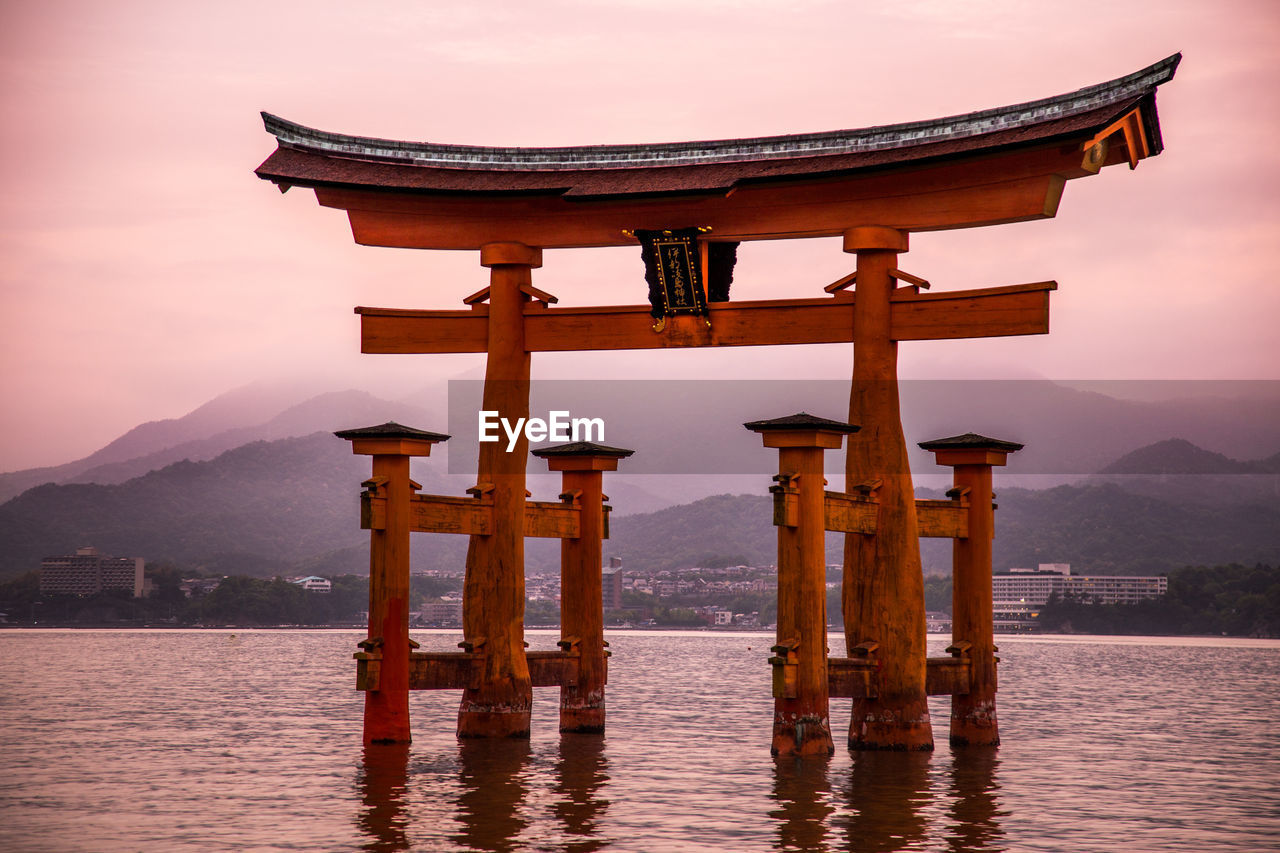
256, 54, 1178, 752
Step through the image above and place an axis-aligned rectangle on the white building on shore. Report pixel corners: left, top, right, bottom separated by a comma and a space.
993, 563, 1168, 622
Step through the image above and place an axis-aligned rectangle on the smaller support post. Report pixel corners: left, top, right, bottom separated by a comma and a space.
336, 421, 449, 745
532, 441, 634, 733
747, 412, 860, 756
919, 433, 1022, 747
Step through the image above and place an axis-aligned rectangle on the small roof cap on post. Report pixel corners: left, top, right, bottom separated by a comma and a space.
919, 432, 1023, 466
745, 412, 859, 449
533, 441, 634, 471
334, 421, 450, 456
744, 412, 861, 433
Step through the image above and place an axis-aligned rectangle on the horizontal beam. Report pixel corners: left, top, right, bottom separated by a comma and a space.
355, 650, 583, 691
824, 490, 877, 535
524, 500, 581, 539
362, 493, 582, 539
924, 656, 971, 696
322, 161, 1073, 250
826, 655, 972, 698
358, 281, 1055, 354
827, 656, 877, 698
916, 499, 970, 539
410, 494, 492, 536
773, 491, 969, 538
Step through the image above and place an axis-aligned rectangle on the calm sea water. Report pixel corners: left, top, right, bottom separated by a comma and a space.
0, 629, 1277, 852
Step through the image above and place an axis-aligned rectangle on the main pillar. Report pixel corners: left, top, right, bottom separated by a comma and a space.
920, 433, 1022, 746
459, 241, 541, 738
336, 422, 448, 745
533, 441, 634, 732
842, 226, 934, 750
748, 413, 859, 756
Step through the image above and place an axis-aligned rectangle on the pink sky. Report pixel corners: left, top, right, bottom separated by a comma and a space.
2, 0, 1278, 471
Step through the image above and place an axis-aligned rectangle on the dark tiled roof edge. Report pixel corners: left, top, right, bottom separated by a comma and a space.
530, 442, 635, 457
261, 54, 1179, 172
334, 421, 451, 441
744, 412, 861, 433
918, 433, 1024, 452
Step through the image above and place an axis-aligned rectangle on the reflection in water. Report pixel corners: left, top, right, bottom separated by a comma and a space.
356, 743, 412, 852
945, 749, 1004, 853
553, 734, 611, 851
840, 751, 932, 853
453, 738, 533, 852
771, 755, 834, 852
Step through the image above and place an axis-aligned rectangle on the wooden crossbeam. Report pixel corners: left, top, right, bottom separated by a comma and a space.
357, 281, 1056, 354
773, 491, 971, 539
915, 499, 970, 539
826, 656, 972, 698
524, 500, 581, 539
361, 492, 583, 539
349, 650, 582, 691
824, 490, 877, 534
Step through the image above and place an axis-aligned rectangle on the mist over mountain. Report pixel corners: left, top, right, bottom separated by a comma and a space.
0, 385, 431, 503
0, 382, 1275, 581
1089, 438, 1280, 504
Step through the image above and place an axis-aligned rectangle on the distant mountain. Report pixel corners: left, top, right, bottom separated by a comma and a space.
1091, 438, 1280, 505
991, 482, 1280, 574
0, 432, 1275, 580
0, 433, 366, 576
0, 386, 428, 503
600, 493, 777, 572
1098, 438, 1274, 475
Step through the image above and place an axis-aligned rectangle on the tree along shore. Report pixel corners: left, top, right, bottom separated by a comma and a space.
0, 563, 1275, 638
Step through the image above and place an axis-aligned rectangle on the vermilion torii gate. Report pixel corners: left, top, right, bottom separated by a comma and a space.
256, 54, 1178, 752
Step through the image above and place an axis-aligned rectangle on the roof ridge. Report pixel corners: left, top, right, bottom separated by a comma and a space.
261, 54, 1179, 172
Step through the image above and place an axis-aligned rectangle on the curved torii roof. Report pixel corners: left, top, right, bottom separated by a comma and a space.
255, 54, 1178, 250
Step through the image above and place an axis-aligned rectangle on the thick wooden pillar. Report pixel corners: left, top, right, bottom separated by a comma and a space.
920, 433, 1022, 746
533, 442, 634, 733
748, 413, 859, 756
459, 242, 541, 738
336, 422, 448, 745
842, 226, 934, 750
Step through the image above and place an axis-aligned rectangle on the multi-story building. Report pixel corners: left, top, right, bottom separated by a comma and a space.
992, 563, 1168, 621
603, 568, 624, 611
288, 576, 332, 593
40, 547, 144, 597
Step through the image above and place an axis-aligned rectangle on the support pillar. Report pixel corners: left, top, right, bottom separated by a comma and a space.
336, 422, 449, 745
747, 413, 859, 756
533, 441, 635, 733
841, 226, 934, 750
460, 241, 542, 738
920, 433, 1022, 747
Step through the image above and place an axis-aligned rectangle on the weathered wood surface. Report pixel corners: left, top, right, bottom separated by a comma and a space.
357, 282, 1055, 354
557, 470, 609, 731
526, 650, 582, 688
362, 453, 413, 745
950, 462, 1002, 746
823, 491, 877, 535
363, 493, 583, 539
925, 656, 972, 697
353, 650, 582, 691
775, 491, 975, 541
459, 248, 535, 738
319, 158, 1070, 249
524, 500, 581, 539
843, 229, 934, 751
915, 499, 969, 539
772, 444, 835, 756
826, 656, 973, 698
